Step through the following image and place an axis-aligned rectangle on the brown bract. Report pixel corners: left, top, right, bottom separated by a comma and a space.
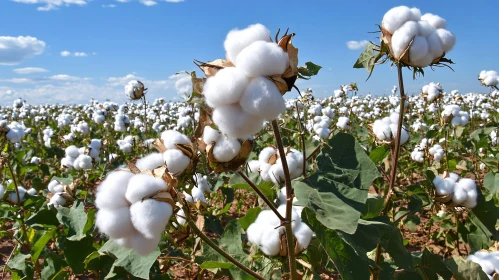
203, 138, 253, 173
151, 138, 196, 175
279, 232, 304, 256
128, 81, 146, 100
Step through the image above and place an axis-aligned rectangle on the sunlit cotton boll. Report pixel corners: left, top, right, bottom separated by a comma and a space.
160, 130, 191, 150
382, 6, 416, 34
202, 67, 249, 108
163, 149, 191, 175
224, 23, 271, 64
236, 41, 289, 77
202, 126, 221, 145
126, 174, 168, 204
408, 36, 429, 62
48, 193, 67, 207
212, 104, 264, 138
239, 77, 286, 120
96, 207, 135, 239
7, 186, 26, 204
212, 136, 241, 162
435, 28, 456, 53
135, 153, 164, 171
130, 199, 173, 239
391, 21, 419, 59
421, 13, 446, 29
96, 171, 134, 210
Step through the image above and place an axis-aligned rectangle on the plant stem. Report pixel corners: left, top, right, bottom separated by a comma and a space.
294, 101, 307, 178
236, 170, 285, 221
271, 120, 298, 280
382, 63, 406, 215
142, 96, 148, 136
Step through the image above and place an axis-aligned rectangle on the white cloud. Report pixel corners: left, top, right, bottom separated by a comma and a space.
74, 52, 88, 57
346, 40, 369, 50
60, 51, 89, 57
116, 0, 183, 6
107, 73, 142, 87
102, 4, 117, 8
0, 36, 45, 65
1, 74, 88, 84
13, 0, 88, 11
13, 67, 48, 74
49, 74, 89, 81
165, 0, 184, 2
140, 0, 157, 5
60, 50, 71, 57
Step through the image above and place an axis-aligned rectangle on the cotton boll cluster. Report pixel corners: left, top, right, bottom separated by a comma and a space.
411, 148, 424, 162
336, 116, 351, 130
42, 127, 55, 148
88, 139, 102, 161
372, 113, 409, 145
491, 130, 498, 146
117, 136, 134, 153
135, 152, 164, 171
246, 205, 313, 256
161, 130, 193, 175
125, 80, 146, 100
61, 145, 93, 170
441, 104, 470, 127
203, 24, 290, 138
6, 186, 27, 204
47, 180, 70, 207
247, 147, 304, 184
73, 121, 90, 135
467, 251, 499, 279
96, 168, 174, 255
429, 144, 444, 161
422, 82, 443, 102
114, 113, 130, 132
57, 113, 73, 128
312, 115, 331, 139
381, 6, 456, 67
5, 122, 26, 143
433, 173, 477, 208
479, 70, 499, 87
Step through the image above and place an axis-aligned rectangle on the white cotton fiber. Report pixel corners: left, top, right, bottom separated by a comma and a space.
96, 171, 134, 209
259, 147, 277, 163
427, 32, 444, 58
254, 209, 281, 227
135, 153, 164, 171
130, 199, 173, 239
239, 77, 286, 120
277, 204, 301, 231
421, 13, 446, 29
410, 7, 422, 21
126, 174, 168, 204
247, 160, 262, 173
246, 222, 264, 245
224, 23, 271, 64
7, 187, 26, 204
418, 21, 435, 37
176, 208, 186, 226
452, 188, 467, 205
65, 145, 80, 158
435, 29, 456, 53
191, 186, 206, 203
448, 172, 459, 183
203, 126, 220, 145
96, 207, 135, 239
259, 227, 282, 256
163, 149, 191, 175
129, 232, 161, 256
160, 130, 191, 150
269, 163, 285, 185
236, 41, 289, 77
294, 223, 314, 251
212, 104, 264, 138
463, 190, 478, 208
382, 6, 414, 34
202, 67, 249, 108
260, 163, 273, 182
391, 21, 419, 59
212, 136, 241, 162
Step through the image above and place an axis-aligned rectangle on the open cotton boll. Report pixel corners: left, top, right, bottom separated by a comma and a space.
421, 13, 446, 29
212, 136, 241, 162
66, 145, 80, 158
259, 227, 282, 256
224, 23, 271, 64
194, 174, 212, 193
160, 130, 191, 150
7, 187, 26, 204
410, 7, 422, 21
409, 36, 429, 62
418, 21, 435, 38
212, 104, 264, 138
89, 139, 102, 150
269, 163, 285, 185
427, 32, 444, 58
247, 160, 262, 173
191, 186, 206, 203
448, 172, 459, 183
467, 255, 495, 276
203, 126, 220, 145
452, 188, 467, 205
254, 209, 281, 227
75, 155, 93, 170
435, 29, 456, 53
130, 199, 172, 239
96, 171, 134, 210
260, 163, 273, 182
183, 191, 194, 203
136, 153, 164, 171
382, 6, 414, 34
48, 180, 64, 193
391, 21, 419, 59
0, 184, 5, 198
96, 207, 135, 239
203, 67, 249, 108
315, 127, 330, 139
126, 174, 168, 204
48, 192, 67, 207
163, 149, 191, 175
129, 232, 161, 256
259, 147, 277, 163
239, 77, 286, 120
236, 41, 289, 77
176, 208, 186, 226
277, 204, 301, 231
463, 190, 478, 208
246, 222, 265, 246
293, 223, 314, 251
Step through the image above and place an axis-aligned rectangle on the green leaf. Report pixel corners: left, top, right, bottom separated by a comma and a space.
56, 200, 88, 241
294, 133, 380, 233
238, 207, 261, 230
470, 189, 499, 239
445, 255, 490, 280
298, 62, 322, 79
41, 253, 67, 280
229, 173, 275, 202
26, 208, 59, 227
361, 194, 384, 219
369, 145, 390, 164
98, 239, 160, 279
7, 253, 30, 272
483, 172, 499, 199
302, 208, 370, 280
353, 43, 375, 71
200, 261, 234, 269
31, 228, 56, 262
63, 237, 96, 274
51, 176, 73, 186
421, 248, 453, 279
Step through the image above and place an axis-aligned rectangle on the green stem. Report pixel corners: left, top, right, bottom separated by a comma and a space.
7, 155, 31, 250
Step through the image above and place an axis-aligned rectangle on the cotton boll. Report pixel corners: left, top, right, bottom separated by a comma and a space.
130, 199, 172, 239
418, 21, 435, 37
421, 13, 446, 29
408, 35, 430, 62
315, 127, 330, 139
129, 232, 161, 256
246, 223, 265, 246
452, 188, 467, 205
7, 187, 26, 204
254, 209, 281, 227
160, 130, 191, 150
27, 188, 37, 196
236, 41, 289, 77
239, 77, 286, 120
126, 174, 168, 204
163, 149, 191, 175
467, 255, 495, 276
277, 204, 301, 231
176, 208, 186, 226
247, 160, 262, 173
259, 227, 282, 256
212, 136, 241, 162
203, 126, 220, 145
48, 180, 64, 193
65, 145, 80, 158
224, 23, 271, 64
484, 76, 498, 87
0, 184, 5, 198
76, 155, 93, 170
382, 6, 414, 34
191, 187, 206, 203
391, 21, 419, 59
136, 153, 164, 171
435, 29, 456, 53
259, 147, 277, 163
458, 178, 476, 193
269, 163, 285, 185
96, 171, 134, 210
410, 7, 422, 21
260, 163, 273, 182
294, 223, 314, 251
448, 172, 459, 183
203, 67, 249, 108
49, 193, 66, 207
427, 32, 444, 58
96, 207, 135, 239
212, 104, 264, 138
463, 190, 478, 208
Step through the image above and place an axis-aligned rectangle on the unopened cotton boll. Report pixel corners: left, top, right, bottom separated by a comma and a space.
239, 77, 286, 120
160, 130, 191, 150
126, 174, 168, 204
163, 149, 191, 175
203, 126, 220, 145
203, 67, 249, 108
96, 207, 135, 239
212, 104, 264, 138
135, 153, 164, 171
224, 23, 271, 64
212, 136, 241, 162
236, 41, 289, 77
96, 171, 134, 209
130, 199, 173, 239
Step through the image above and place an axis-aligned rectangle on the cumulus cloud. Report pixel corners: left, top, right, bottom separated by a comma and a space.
1, 74, 89, 84
61, 51, 89, 57
60, 51, 71, 57
346, 40, 369, 50
165, 0, 184, 2
74, 52, 88, 57
140, 0, 157, 6
107, 74, 142, 87
0, 36, 46, 65
13, 0, 88, 11
13, 67, 49, 74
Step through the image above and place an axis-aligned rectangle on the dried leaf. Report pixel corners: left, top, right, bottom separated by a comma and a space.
126, 160, 141, 174
196, 214, 205, 232
194, 59, 234, 78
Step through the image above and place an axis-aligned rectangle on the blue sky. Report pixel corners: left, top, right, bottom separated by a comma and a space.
0, 0, 498, 106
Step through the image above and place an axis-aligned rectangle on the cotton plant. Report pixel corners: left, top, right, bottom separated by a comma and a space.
433, 173, 477, 208
247, 146, 304, 185
478, 70, 499, 88
441, 104, 470, 127
42, 127, 55, 148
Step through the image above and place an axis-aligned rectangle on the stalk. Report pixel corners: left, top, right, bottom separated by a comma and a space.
271, 120, 298, 280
